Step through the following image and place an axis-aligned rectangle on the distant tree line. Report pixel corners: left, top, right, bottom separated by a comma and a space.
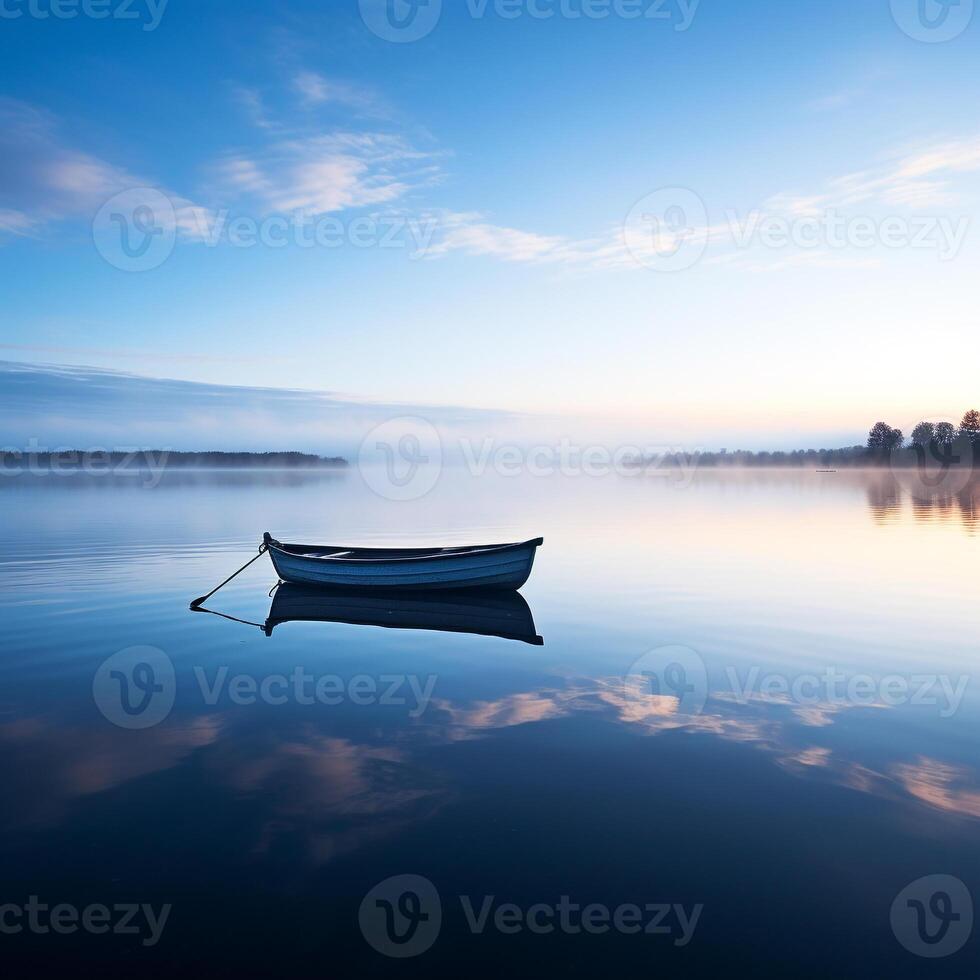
866, 410, 980, 461
0, 450, 348, 470
143, 451, 348, 468
626, 410, 980, 469
649, 447, 874, 468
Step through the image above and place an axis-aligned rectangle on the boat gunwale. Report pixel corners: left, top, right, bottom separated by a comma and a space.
265, 535, 543, 565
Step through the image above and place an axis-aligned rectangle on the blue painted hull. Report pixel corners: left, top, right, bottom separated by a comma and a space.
264, 534, 542, 591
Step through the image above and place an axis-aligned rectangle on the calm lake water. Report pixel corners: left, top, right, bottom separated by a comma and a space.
2, 468, 978, 977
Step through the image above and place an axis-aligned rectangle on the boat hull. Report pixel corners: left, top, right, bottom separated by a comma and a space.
264, 535, 542, 591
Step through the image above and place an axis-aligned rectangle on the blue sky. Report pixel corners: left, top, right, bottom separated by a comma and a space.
1, 0, 979, 449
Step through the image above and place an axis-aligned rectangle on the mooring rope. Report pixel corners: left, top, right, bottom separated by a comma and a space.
189, 543, 269, 610
189, 605, 266, 630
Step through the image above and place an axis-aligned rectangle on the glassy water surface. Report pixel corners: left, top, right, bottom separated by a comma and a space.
2, 470, 978, 976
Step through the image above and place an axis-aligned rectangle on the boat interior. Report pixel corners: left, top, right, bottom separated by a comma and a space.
266, 536, 543, 561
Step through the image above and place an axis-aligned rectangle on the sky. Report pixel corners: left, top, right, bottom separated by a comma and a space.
1, 0, 979, 450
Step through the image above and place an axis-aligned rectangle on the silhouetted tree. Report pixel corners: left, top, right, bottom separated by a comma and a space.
935, 422, 957, 447
960, 409, 980, 445
868, 422, 891, 450
911, 422, 935, 447
867, 422, 903, 453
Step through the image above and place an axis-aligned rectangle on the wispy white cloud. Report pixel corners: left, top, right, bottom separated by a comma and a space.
0, 89, 436, 248
292, 72, 383, 114
207, 71, 432, 220
0, 208, 38, 236
421, 211, 585, 264
293, 70, 331, 104
4, 82, 977, 279
768, 135, 980, 214
806, 89, 860, 112
216, 132, 440, 217
416, 208, 721, 273
0, 97, 215, 244
0, 98, 129, 225
415, 135, 980, 274
232, 86, 275, 131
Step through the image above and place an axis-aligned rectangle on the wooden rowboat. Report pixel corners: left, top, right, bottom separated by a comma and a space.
263, 583, 543, 644
263, 533, 543, 591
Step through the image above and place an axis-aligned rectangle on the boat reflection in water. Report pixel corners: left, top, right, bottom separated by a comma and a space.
193, 584, 544, 645
266, 584, 544, 644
